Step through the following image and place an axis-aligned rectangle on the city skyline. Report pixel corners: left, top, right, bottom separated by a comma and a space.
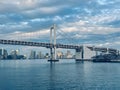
0, 48, 75, 60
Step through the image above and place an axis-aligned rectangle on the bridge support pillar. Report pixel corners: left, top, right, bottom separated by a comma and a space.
48, 24, 59, 62
75, 46, 84, 62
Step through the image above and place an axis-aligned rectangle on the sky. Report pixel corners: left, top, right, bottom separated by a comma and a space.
0, 0, 120, 55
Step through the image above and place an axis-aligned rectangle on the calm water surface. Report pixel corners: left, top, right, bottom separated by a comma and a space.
0, 59, 120, 90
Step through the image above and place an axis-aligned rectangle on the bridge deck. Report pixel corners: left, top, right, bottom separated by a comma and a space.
0, 39, 82, 49
0, 39, 118, 54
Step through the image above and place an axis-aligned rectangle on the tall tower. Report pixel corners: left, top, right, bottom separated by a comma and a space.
29, 50, 36, 59
48, 24, 59, 62
3, 49, 8, 59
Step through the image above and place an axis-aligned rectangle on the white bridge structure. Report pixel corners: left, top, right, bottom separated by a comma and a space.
0, 25, 119, 62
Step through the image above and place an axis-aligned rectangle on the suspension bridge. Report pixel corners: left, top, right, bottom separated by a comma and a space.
0, 24, 119, 62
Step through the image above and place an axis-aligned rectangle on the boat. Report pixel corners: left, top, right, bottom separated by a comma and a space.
92, 54, 120, 62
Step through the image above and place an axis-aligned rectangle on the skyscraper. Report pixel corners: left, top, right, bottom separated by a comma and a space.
57, 51, 63, 59
29, 50, 36, 59
0, 49, 2, 56
10, 50, 19, 59
37, 51, 42, 59
65, 50, 73, 58
3, 49, 8, 59
0, 49, 2, 59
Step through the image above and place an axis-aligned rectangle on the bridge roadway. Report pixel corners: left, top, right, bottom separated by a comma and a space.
0, 39, 82, 49
87, 46, 118, 54
0, 39, 118, 53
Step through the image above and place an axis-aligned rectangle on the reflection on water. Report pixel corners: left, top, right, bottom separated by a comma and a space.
49, 63, 56, 90
0, 59, 120, 90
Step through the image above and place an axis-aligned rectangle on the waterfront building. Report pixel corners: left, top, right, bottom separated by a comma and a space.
29, 50, 36, 59
65, 50, 73, 59
10, 50, 19, 59
57, 51, 63, 59
0, 49, 2, 56
41, 53, 45, 59
0, 49, 2, 59
3, 49, 8, 59
37, 51, 42, 59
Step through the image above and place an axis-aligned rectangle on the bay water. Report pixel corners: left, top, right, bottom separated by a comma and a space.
0, 59, 120, 90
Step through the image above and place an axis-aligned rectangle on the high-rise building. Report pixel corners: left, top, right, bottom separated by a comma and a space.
37, 51, 42, 59
0, 49, 2, 59
57, 51, 63, 59
3, 49, 8, 59
29, 50, 36, 59
40, 53, 45, 59
0, 49, 2, 56
10, 50, 19, 59
65, 50, 73, 58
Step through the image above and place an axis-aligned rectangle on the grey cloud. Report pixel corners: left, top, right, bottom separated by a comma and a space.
0, 0, 120, 49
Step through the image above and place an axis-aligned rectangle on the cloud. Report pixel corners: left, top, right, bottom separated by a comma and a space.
96, 0, 118, 5
0, 0, 120, 50
0, 22, 31, 33
22, 6, 62, 17
30, 18, 50, 22
59, 20, 120, 34
0, 0, 39, 12
88, 9, 120, 26
0, 29, 50, 41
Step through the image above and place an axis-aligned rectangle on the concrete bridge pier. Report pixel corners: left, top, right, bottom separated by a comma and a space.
75, 46, 84, 62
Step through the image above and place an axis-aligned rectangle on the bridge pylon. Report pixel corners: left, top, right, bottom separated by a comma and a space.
75, 45, 84, 62
48, 24, 59, 62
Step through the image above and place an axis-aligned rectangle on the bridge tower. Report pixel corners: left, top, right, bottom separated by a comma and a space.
48, 24, 59, 62
75, 45, 84, 61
